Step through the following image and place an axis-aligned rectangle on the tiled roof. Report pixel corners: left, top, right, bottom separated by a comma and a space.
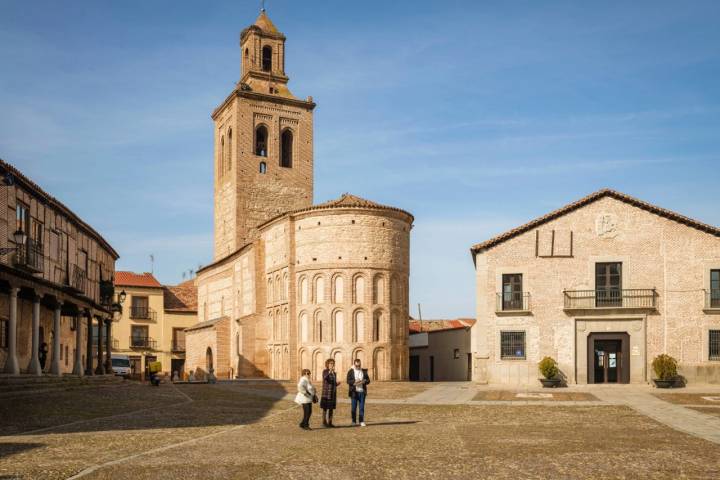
409, 318, 475, 334
163, 279, 198, 313
254, 10, 281, 35
114, 271, 162, 288
0, 158, 119, 259
470, 188, 720, 255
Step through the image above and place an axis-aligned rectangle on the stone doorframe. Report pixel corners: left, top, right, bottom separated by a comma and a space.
574, 315, 647, 384
587, 332, 631, 384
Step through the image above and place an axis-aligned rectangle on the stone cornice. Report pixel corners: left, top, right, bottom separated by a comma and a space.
211, 88, 316, 120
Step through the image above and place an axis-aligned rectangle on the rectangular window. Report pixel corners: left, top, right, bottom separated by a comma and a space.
60, 343, 63, 360
711, 270, 720, 309
16, 202, 29, 234
49, 230, 60, 261
172, 328, 185, 351
131, 296, 150, 319
500, 331, 526, 360
0, 319, 8, 348
502, 274, 524, 310
596, 262, 622, 307
131, 325, 149, 347
710, 330, 720, 361
65, 345, 69, 366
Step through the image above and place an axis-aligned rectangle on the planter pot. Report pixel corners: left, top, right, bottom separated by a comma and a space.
539, 378, 561, 388
653, 379, 674, 389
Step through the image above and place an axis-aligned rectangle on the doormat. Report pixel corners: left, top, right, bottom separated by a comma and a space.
516, 393, 553, 399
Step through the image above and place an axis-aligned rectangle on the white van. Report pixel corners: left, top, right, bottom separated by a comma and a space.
111, 354, 132, 378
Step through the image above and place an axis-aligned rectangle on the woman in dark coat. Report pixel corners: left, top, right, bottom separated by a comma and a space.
320, 358, 341, 427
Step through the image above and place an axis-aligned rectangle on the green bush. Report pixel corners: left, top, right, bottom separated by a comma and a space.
652, 354, 678, 380
538, 356, 559, 380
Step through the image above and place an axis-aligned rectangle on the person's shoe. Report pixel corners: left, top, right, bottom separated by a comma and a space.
351, 421, 357, 427
360, 422, 367, 427
301, 425, 311, 430
328, 422, 335, 428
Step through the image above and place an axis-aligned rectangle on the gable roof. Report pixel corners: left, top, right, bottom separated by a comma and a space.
114, 271, 162, 288
409, 318, 475, 334
470, 188, 720, 255
163, 279, 198, 313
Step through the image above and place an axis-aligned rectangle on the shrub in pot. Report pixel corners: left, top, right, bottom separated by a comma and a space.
538, 356, 561, 388
651, 354, 678, 388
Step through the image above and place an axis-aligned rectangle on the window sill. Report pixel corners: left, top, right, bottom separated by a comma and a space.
703, 308, 720, 314
496, 310, 532, 316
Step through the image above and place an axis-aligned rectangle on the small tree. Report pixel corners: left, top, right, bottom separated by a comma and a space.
652, 354, 678, 380
538, 356, 559, 380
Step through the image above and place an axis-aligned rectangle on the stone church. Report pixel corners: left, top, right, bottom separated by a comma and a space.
184, 10, 413, 381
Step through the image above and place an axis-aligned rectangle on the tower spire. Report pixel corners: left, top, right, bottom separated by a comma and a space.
260, 0, 266, 12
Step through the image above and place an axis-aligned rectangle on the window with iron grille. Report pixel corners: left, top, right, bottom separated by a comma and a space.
500, 331, 526, 360
711, 270, 720, 308
0, 319, 8, 348
710, 330, 720, 361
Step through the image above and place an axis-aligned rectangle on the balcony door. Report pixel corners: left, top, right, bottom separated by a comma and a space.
131, 296, 149, 319
596, 262, 622, 307
131, 325, 149, 348
502, 274, 523, 310
712, 270, 720, 308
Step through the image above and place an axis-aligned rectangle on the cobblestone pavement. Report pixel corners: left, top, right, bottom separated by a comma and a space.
3, 382, 720, 479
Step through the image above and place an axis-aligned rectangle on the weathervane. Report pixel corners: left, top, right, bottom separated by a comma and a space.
261, 0, 266, 12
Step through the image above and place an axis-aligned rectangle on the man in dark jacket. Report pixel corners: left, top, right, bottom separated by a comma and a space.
346, 358, 371, 426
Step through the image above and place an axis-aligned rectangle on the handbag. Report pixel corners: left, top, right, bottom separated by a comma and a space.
312, 393, 319, 404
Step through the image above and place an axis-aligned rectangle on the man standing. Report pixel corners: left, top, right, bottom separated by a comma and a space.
347, 358, 371, 427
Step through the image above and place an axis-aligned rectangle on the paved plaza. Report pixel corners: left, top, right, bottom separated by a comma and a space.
1, 382, 720, 479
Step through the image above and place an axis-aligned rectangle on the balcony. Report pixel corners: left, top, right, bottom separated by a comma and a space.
130, 306, 157, 321
496, 292, 531, 314
705, 290, 720, 312
69, 264, 87, 293
13, 238, 44, 274
129, 336, 157, 350
172, 339, 186, 352
564, 289, 657, 311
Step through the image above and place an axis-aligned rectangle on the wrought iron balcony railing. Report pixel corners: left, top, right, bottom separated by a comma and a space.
496, 292, 531, 312
69, 264, 87, 293
129, 336, 157, 350
172, 339, 186, 352
706, 290, 720, 310
130, 306, 157, 321
563, 289, 657, 310
13, 238, 44, 273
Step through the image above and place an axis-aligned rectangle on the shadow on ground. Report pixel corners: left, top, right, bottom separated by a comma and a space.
0, 442, 44, 459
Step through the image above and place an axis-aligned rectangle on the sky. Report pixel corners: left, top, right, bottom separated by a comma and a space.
1, 0, 719, 319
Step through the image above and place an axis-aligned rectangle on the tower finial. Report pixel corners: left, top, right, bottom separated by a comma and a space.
260, 0, 266, 12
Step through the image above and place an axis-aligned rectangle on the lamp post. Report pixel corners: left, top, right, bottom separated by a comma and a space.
101, 281, 126, 374
0, 230, 27, 257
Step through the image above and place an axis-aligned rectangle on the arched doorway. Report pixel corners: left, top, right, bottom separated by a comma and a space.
206, 347, 213, 372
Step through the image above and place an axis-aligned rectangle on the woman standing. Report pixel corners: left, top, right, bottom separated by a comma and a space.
295, 368, 316, 430
321, 359, 341, 427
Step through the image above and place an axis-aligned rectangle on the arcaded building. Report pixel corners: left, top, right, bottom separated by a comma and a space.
185, 11, 412, 381
470, 189, 720, 385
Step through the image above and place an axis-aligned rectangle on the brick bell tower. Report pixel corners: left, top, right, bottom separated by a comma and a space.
212, 8, 316, 260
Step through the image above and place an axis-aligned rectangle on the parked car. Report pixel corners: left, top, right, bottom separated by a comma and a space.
111, 354, 132, 378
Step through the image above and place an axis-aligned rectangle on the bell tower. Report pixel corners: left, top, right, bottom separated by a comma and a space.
212, 9, 316, 260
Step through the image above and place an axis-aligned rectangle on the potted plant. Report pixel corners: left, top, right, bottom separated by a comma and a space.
652, 354, 678, 388
538, 356, 561, 388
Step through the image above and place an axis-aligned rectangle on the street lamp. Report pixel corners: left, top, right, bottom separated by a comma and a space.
0, 229, 26, 256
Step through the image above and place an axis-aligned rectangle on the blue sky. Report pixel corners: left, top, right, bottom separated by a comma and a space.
1, 1, 719, 318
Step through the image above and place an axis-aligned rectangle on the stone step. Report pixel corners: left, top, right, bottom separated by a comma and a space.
0, 374, 124, 390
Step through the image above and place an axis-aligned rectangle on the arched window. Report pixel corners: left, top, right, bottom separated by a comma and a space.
255, 125, 268, 157
226, 129, 232, 172
334, 275, 344, 304
315, 276, 325, 304
353, 311, 365, 342
391, 276, 401, 305
299, 277, 308, 305
354, 276, 365, 304
219, 136, 225, 177
262, 45, 272, 72
244, 47, 249, 67
300, 313, 308, 343
269, 311, 275, 341
333, 310, 344, 342
283, 273, 288, 301
206, 347, 213, 371
373, 275, 385, 304
259, 161, 267, 174
267, 278, 273, 303
373, 311, 382, 342
280, 129, 293, 168
314, 311, 324, 343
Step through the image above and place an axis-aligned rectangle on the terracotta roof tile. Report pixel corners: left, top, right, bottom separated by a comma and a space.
409, 318, 475, 334
163, 279, 198, 313
470, 188, 720, 255
114, 271, 162, 288
254, 10, 281, 35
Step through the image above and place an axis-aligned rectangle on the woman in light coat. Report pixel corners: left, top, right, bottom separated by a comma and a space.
295, 369, 316, 430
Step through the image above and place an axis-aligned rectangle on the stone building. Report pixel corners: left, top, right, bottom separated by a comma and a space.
409, 319, 475, 382
0, 158, 119, 377
185, 11, 413, 381
112, 272, 196, 379
470, 189, 720, 385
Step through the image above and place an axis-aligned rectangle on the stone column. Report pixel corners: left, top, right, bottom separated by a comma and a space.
85, 311, 94, 376
104, 318, 113, 374
2, 287, 20, 374
72, 315, 83, 376
27, 294, 42, 376
95, 316, 105, 375
50, 301, 63, 376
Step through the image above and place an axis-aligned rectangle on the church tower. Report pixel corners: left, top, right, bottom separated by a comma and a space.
212, 9, 315, 260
